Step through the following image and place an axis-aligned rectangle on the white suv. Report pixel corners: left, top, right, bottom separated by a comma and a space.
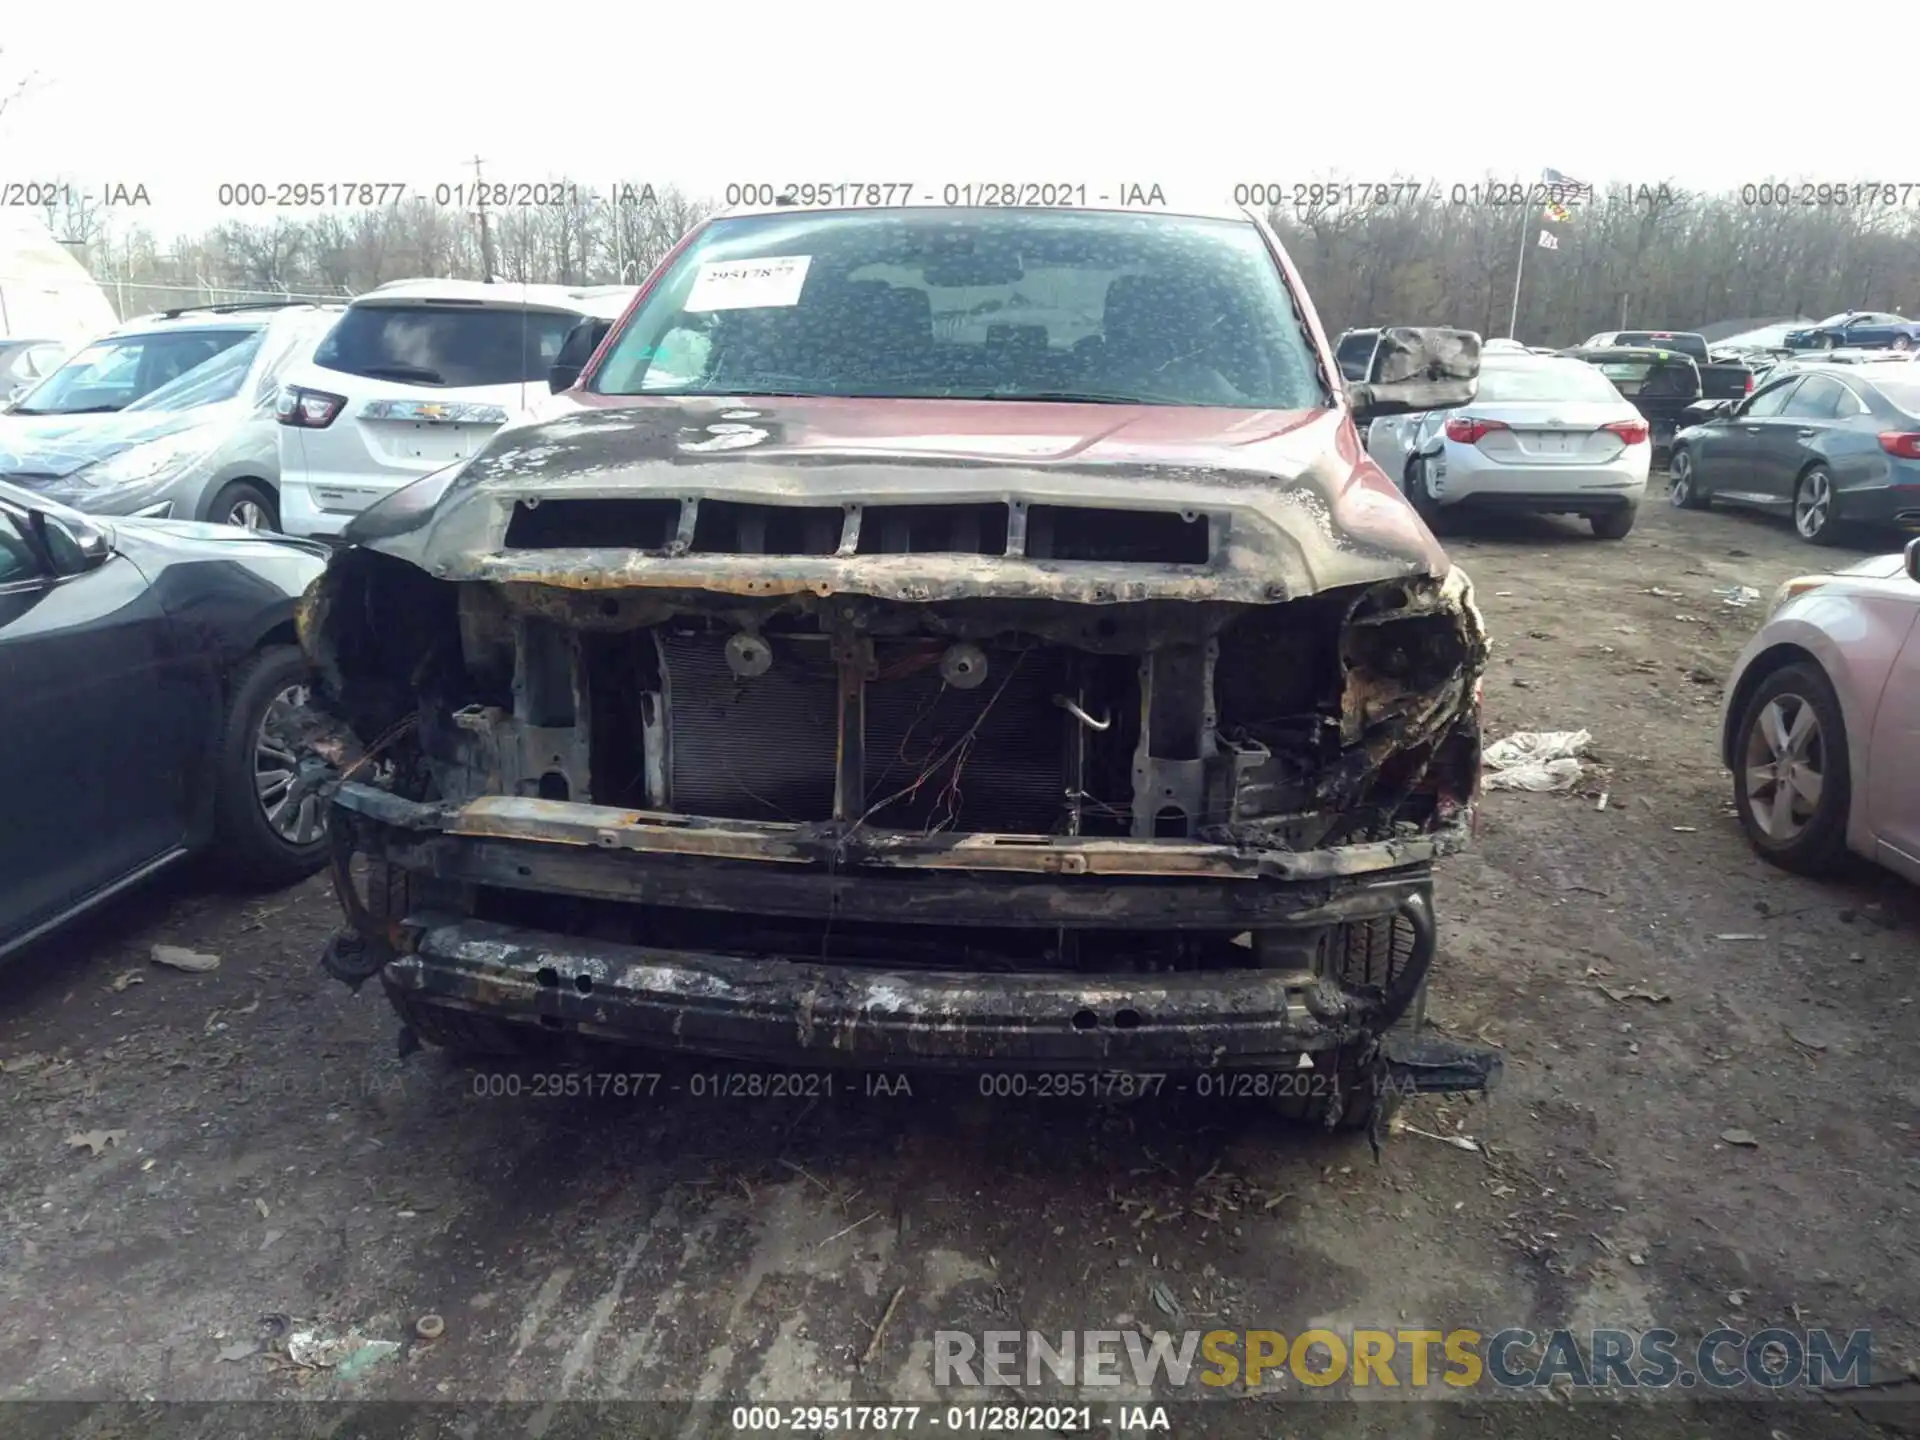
274, 279, 636, 539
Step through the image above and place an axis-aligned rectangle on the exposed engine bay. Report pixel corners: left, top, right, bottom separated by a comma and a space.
289, 405, 1501, 1113
304, 540, 1485, 858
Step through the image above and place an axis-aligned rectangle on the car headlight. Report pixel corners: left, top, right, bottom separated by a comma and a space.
1768, 575, 1832, 616
51, 431, 218, 507
341, 460, 468, 544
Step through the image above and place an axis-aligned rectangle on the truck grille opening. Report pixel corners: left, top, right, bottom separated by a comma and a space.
1026, 506, 1210, 564
649, 630, 1073, 832
689, 501, 844, 556
505, 498, 680, 550
856, 503, 1010, 556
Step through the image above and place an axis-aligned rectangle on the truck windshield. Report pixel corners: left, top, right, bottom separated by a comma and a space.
592, 209, 1327, 410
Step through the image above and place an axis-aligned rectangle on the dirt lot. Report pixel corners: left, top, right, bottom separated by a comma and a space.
3, 493, 1919, 1439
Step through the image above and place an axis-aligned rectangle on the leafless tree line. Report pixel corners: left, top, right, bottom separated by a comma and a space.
1270, 182, 1920, 343
37, 180, 715, 317
30, 173, 1920, 340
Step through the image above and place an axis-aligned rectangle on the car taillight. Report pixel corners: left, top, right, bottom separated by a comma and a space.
1879, 432, 1920, 460
276, 384, 347, 428
1444, 416, 1509, 444
1744, 373, 1754, 393
1602, 418, 1650, 444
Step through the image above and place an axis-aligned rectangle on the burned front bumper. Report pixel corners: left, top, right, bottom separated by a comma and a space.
323, 782, 1499, 1082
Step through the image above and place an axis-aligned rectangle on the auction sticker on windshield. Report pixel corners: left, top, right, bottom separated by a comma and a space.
685, 255, 812, 311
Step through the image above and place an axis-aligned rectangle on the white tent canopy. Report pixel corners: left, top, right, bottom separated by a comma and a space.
0, 212, 117, 346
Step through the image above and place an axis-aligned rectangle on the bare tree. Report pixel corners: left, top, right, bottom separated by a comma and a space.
58, 171, 1920, 342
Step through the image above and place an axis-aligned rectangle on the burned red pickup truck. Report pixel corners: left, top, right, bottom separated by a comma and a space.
294, 203, 1499, 1137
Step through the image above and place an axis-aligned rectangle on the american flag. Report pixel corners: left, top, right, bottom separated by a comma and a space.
1542, 168, 1594, 205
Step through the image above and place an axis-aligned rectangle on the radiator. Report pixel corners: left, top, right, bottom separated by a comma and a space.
655, 631, 1070, 833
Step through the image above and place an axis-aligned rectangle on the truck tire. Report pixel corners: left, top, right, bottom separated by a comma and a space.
1273, 909, 1431, 1133
1272, 982, 1428, 1133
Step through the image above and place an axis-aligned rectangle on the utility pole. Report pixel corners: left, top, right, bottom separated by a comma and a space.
1506, 203, 1530, 340
470, 154, 497, 281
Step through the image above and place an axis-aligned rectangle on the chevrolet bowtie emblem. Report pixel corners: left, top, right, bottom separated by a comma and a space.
417, 404, 450, 420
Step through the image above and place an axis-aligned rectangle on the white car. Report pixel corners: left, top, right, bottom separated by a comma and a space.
273, 279, 637, 539
1365, 351, 1653, 539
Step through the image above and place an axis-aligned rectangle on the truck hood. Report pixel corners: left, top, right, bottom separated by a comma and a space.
354, 396, 1448, 605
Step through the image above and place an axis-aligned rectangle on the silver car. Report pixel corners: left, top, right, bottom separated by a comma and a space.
0, 303, 342, 530
1365, 352, 1653, 539
1721, 538, 1920, 881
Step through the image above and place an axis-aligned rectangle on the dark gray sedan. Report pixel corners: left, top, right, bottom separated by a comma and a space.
0, 479, 332, 961
1668, 362, 1920, 545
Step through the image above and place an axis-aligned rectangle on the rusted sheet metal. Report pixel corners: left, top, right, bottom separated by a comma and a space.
374, 828, 1433, 929
438, 794, 815, 863
470, 550, 1297, 608
855, 828, 1468, 878
335, 785, 1467, 880
389, 918, 1365, 1066
356, 401, 1448, 604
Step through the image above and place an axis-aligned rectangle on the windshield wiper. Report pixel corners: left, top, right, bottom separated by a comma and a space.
356, 364, 446, 385
18, 404, 125, 416
943, 389, 1172, 405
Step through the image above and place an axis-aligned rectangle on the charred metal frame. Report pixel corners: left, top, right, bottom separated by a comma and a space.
295, 486, 1493, 1081
364, 586, 1482, 842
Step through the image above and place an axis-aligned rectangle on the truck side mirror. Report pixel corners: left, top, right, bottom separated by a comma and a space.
1350, 327, 1482, 426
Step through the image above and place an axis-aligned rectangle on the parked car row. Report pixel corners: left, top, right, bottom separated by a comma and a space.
1360, 315, 1920, 551
0, 282, 638, 538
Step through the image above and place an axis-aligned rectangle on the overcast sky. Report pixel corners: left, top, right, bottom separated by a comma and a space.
4, 1, 1911, 237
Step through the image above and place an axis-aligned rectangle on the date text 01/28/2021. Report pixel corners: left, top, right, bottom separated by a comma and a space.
462, 1070, 1421, 1102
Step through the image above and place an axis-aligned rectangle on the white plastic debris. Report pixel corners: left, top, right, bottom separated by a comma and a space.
1715, 585, 1762, 608
151, 944, 220, 973
1483, 730, 1592, 791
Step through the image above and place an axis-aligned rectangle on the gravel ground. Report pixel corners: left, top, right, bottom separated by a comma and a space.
3, 494, 1918, 1440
